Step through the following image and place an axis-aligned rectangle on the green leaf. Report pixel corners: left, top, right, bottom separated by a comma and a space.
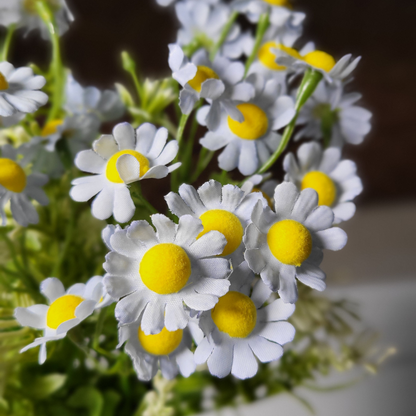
24, 374, 67, 400
67, 386, 104, 416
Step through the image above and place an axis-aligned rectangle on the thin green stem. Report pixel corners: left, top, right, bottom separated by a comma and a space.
244, 12, 270, 77
210, 11, 239, 61
1, 24, 16, 61
171, 112, 190, 191
190, 148, 214, 183
121, 51, 144, 105
130, 182, 158, 216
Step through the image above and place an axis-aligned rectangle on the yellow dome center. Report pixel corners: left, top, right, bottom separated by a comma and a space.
0, 72, 9, 90
252, 187, 273, 209
258, 41, 301, 71
198, 209, 244, 256
106, 150, 149, 183
303, 51, 336, 73
41, 119, 64, 137
46, 295, 84, 330
138, 326, 183, 356
263, 0, 290, 6
301, 171, 336, 206
0, 158, 27, 193
140, 243, 191, 294
228, 103, 268, 141
188, 65, 219, 93
267, 219, 312, 266
211, 291, 257, 338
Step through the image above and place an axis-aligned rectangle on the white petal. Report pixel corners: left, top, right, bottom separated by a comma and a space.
207, 341, 233, 378
74, 150, 106, 174
40, 278, 65, 303
14, 305, 48, 329
258, 321, 295, 345
231, 341, 258, 379
249, 336, 283, 363
151, 214, 177, 243
175, 348, 196, 377
91, 186, 115, 220
113, 186, 135, 223
261, 298, 295, 322
115, 291, 149, 324
113, 122, 135, 150
314, 227, 348, 251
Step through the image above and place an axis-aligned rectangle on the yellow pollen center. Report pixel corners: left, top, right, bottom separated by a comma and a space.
198, 209, 243, 256
46, 295, 84, 330
263, 0, 290, 6
301, 171, 336, 206
211, 291, 257, 338
188, 65, 219, 93
41, 119, 64, 137
258, 41, 301, 71
0, 72, 9, 90
140, 243, 191, 294
267, 219, 312, 266
252, 187, 273, 209
303, 51, 336, 72
106, 150, 149, 183
228, 103, 268, 141
0, 158, 27, 193
138, 326, 183, 356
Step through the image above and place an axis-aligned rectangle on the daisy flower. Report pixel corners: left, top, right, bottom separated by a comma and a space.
241, 173, 278, 208
118, 319, 202, 381
0, 144, 48, 226
103, 214, 231, 334
165, 180, 267, 267
169, 44, 254, 130
14, 276, 103, 364
0, 62, 48, 117
195, 262, 296, 379
200, 73, 295, 176
244, 182, 348, 303
295, 81, 372, 147
283, 142, 363, 224
70, 122, 180, 223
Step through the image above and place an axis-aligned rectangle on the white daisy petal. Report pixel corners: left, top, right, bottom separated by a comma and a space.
40, 278, 65, 303
249, 336, 283, 363
258, 321, 295, 345
231, 341, 258, 379
113, 122, 135, 150
207, 340, 233, 378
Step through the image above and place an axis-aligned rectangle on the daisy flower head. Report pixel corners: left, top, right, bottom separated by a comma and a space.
103, 213, 231, 334
283, 142, 363, 224
195, 261, 296, 379
169, 44, 254, 130
165, 179, 267, 267
14, 276, 103, 364
244, 182, 348, 303
0, 62, 48, 117
0, 144, 48, 226
200, 73, 296, 176
295, 81, 372, 147
241, 173, 278, 209
70, 122, 180, 223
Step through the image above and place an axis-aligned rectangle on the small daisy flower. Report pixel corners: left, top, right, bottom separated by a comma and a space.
169, 44, 254, 129
70, 122, 180, 223
195, 262, 296, 379
295, 81, 372, 147
241, 173, 278, 208
103, 214, 231, 334
0, 144, 48, 226
165, 180, 267, 267
244, 182, 348, 303
14, 276, 103, 364
200, 74, 295, 176
118, 319, 202, 381
0, 62, 48, 117
283, 142, 363, 224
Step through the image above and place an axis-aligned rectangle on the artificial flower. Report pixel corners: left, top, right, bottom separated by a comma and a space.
0, 62, 48, 117
15, 276, 103, 364
241, 173, 278, 208
0, 144, 48, 226
195, 261, 296, 379
283, 142, 363, 223
165, 179, 267, 266
199, 73, 295, 175
70, 122, 180, 223
103, 214, 231, 334
244, 182, 348, 303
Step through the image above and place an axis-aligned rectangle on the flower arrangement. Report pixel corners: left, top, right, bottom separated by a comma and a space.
0, 0, 389, 415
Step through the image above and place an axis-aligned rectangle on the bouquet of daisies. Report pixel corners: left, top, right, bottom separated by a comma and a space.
0, 1, 387, 415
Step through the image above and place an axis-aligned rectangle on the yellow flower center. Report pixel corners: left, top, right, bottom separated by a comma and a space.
41, 119, 64, 137
106, 150, 149, 183
0, 72, 9, 90
138, 326, 183, 356
267, 219, 312, 266
258, 41, 301, 71
263, 0, 290, 6
252, 187, 273, 209
188, 65, 220, 93
211, 291, 257, 338
0, 158, 27, 193
303, 51, 336, 73
228, 103, 268, 141
46, 295, 84, 330
140, 243, 191, 294
301, 171, 336, 206
198, 209, 244, 256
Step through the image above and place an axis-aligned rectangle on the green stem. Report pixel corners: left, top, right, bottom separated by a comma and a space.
244, 12, 270, 77
1, 24, 16, 61
210, 11, 239, 61
190, 148, 214, 183
121, 51, 144, 105
130, 182, 158, 216
171, 113, 190, 191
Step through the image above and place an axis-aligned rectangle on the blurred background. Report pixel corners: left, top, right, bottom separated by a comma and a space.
5, 0, 416, 414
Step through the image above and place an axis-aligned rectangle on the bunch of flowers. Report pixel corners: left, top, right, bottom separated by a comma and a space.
0, 0, 383, 414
